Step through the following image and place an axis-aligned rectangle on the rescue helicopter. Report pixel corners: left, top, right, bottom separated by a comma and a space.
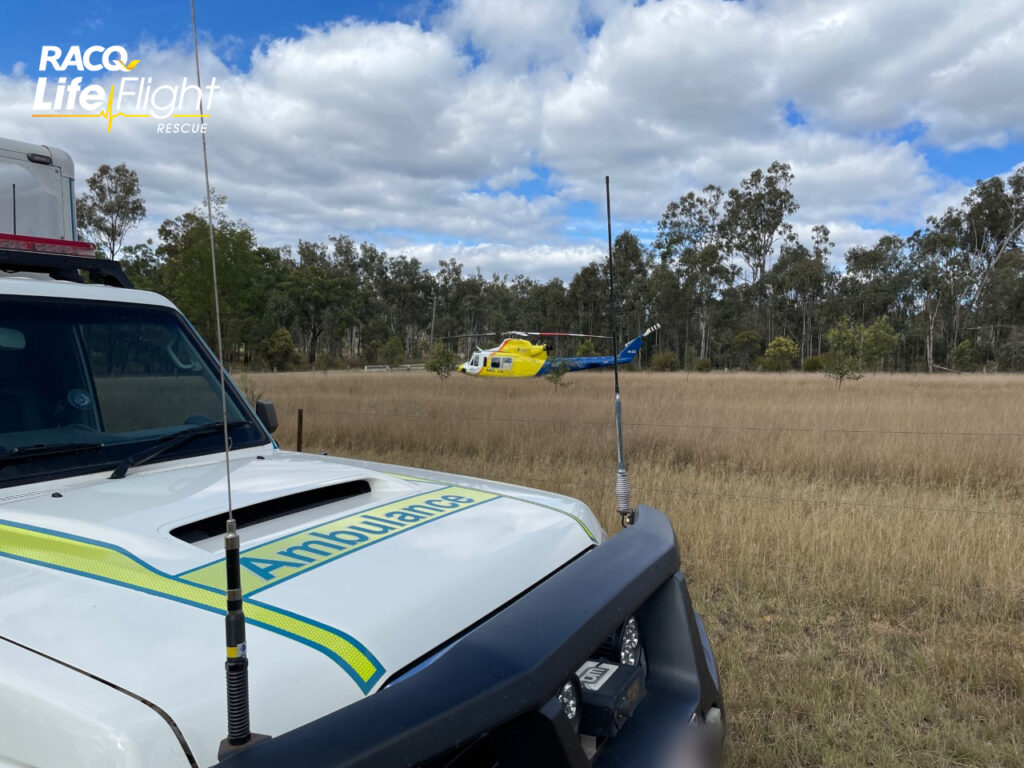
457, 323, 661, 378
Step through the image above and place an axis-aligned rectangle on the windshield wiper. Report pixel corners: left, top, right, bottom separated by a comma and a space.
110, 420, 251, 479
0, 442, 105, 465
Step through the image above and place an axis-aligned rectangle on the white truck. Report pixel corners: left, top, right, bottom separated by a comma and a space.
0, 137, 723, 767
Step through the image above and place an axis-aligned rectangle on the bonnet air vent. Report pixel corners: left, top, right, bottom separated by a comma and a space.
171, 480, 372, 544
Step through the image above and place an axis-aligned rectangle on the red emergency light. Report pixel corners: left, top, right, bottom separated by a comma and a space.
0, 232, 97, 257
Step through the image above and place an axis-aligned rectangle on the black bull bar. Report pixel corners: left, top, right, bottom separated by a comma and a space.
218, 505, 724, 767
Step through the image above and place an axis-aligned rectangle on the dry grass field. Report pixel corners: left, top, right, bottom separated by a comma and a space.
246, 369, 1024, 767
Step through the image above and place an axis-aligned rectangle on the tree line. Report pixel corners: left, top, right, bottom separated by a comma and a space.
76, 161, 1024, 372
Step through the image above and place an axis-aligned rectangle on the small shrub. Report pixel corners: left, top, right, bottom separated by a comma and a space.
263, 327, 300, 371
695, 357, 712, 372
380, 336, 405, 368
544, 360, 572, 388
862, 316, 897, 372
763, 337, 798, 372
651, 350, 680, 372
802, 355, 824, 372
951, 339, 982, 372
824, 317, 863, 389
730, 330, 762, 370
425, 343, 458, 380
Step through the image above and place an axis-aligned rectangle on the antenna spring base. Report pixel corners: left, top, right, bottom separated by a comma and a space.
225, 656, 251, 745
615, 470, 633, 527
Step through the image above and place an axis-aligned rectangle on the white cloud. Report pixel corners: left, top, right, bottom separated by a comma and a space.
1, 0, 1022, 280
394, 241, 604, 281
769, 0, 1024, 150
440, 0, 586, 72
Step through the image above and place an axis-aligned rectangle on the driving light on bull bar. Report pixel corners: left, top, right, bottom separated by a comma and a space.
557, 679, 581, 730
619, 616, 640, 666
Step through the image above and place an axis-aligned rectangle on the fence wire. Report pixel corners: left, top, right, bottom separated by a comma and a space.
297, 407, 1024, 440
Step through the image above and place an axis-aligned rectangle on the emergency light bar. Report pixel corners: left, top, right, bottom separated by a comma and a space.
0, 234, 132, 289
0, 232, 96, 257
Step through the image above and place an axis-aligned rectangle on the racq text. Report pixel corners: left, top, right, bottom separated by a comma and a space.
157, 122, 207, 134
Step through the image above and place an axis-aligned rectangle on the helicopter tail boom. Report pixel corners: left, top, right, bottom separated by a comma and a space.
538, 323, 660, 374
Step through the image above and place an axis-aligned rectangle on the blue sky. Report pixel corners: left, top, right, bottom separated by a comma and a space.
923, 144, 1024, 187
3, 0, 1022, 279
3, 1, 431, 72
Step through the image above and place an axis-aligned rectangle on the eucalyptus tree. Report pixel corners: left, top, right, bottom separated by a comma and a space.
973, 249, 1024, 361
601, 230, 654, 340
391, 255, 434, 355
76, 163, 146, 260
940, 169, 1024, 357
720, 161, 799, 287
568, 262, 607, 336
843, 235, 912, 323
119, 240, 163, 293
767, 225, 836, 361
156, 202, 284, 365
907, 229, 948, 373
330, 235, 362, 361
526, 278, 572, 335
655, 185, 737, 360
898, 171, 1024, 370
290, 240, 338, 367
647, 261, 688, 359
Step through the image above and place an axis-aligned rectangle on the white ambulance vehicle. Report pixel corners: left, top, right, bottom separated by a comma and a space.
0, 137, 722, 768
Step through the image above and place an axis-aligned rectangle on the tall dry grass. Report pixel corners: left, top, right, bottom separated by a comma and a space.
248, 369, 1024, 767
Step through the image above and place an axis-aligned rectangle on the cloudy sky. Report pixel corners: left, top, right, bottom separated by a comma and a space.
2, 0, 1023, 280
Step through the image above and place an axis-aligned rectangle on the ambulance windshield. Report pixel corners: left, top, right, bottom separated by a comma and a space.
0, 296, 267, 487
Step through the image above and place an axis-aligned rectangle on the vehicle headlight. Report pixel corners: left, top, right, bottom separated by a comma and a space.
619, 616, 640, 666
557, 679, 581, 730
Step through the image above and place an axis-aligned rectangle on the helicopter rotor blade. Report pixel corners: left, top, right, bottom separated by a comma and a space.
506, 331, 613, 339
435, 330, 613, 342
538, 332, 612, 339
433, 332, 503, 341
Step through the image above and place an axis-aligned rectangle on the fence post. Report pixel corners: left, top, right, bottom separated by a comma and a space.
296, 408, 304, 452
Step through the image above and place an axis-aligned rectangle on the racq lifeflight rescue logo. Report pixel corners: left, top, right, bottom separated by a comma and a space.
31, 45, 219, 134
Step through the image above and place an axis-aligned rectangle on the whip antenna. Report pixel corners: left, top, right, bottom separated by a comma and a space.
188, 0, 259, 756
606, 176, 633, 527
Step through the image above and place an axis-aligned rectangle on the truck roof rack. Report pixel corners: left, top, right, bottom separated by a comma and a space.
0, 236, 134, 289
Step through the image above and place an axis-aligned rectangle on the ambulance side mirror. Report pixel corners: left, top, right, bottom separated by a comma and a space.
255, 400, 278, 434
